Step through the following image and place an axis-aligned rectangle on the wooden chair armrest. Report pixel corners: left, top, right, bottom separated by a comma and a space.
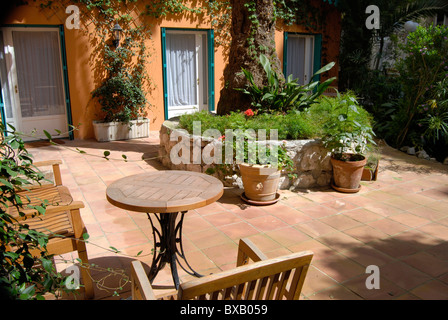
236, 238, 268, 267
33, 160, 63, 167
45, 201, 85, 214
13, 201, 85, 221
131, 260, 157, 300
33, 160, 63, 186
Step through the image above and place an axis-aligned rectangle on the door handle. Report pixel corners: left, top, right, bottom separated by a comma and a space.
197, 78, 200, 85
15, 85, 18, 93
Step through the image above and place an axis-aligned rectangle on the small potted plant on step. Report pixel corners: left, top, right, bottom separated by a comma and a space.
322, 93, 376, 193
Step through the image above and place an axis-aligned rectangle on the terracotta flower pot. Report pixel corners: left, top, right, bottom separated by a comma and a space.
330, 154, 366, 193
238, 163, 281, 202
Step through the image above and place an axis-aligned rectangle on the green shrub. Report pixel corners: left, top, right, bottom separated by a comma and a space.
178, 92, 373, 142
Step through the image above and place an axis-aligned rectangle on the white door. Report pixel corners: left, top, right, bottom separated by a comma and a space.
285, 35, 315, 85
165, 30, 209, 119
0, 27, 69, 141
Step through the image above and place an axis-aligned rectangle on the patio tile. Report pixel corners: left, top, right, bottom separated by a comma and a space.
321, 198, 359, 212
182, 215, 213, 234
387, 212, 431, 228
230, 206, 269, 219
343, 225, 389, 243
342, 208, 383, 223
106, 229, 150, 251
410, 280, 448, 300
186, 227, 232, 249
261, 203, 313, 225
25, 137, 448, 300
288, 239, 336, 260
367, 218, 410, 236
99, 216, 139, 234
218, 221, 260, 240
320, 214, 363, 231
280, 194, 315, 208
407, 205, 448, 222
316, 232, 365, 253
298, 190, 338, 203
380, 261, 432, 291
301, 265, 339, 297
311, 253, 365, 283
295, 219, 339, 238
202, 242, 238, 267
245, 233, 284, 252
306, 284, 364, 300
362, 202, 405, 217
418, 188, 448, 201
367, 237, 418, 259
203, 211, 243, 227
298, 204, 338, 219
341, 245, 394, 267
426, 241, 448, 261
247, 214, 289, 232
400, 251, 448, 278
265, 226, 311, 247
194, 202, 227, 216
342, 274, 406, 300
417, 223, 448, 241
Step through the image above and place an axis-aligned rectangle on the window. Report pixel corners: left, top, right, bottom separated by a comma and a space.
161, 28, 214, 119
283, 33, 322, 85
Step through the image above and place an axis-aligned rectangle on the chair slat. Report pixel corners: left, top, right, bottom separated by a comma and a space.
130, 239, 313, 301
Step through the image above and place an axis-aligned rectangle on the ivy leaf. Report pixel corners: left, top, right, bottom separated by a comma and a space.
43, 130, 52, 140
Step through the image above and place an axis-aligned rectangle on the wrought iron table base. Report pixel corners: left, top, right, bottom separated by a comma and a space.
146, 211, 202, 289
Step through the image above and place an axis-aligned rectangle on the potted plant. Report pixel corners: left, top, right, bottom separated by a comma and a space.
362, 146, 381, 181
221, 122, 295, 204
92, 35, 150, 142
322, 93, 376, 192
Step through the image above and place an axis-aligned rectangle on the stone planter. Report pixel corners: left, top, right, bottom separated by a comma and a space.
93, 118, 150, 142
158, 121, 333, 189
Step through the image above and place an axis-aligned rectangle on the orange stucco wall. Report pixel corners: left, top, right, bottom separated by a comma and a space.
1, 1, 340, 140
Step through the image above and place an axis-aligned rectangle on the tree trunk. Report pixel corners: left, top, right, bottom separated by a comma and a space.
217, 0, 284, 115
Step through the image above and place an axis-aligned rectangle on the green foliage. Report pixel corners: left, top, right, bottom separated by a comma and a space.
317, 92, 376, 160
238, 54, 336, 113
92, 34, 149, 123
0, 123, 71, 300
178, 92, 374, 147
178, 110, 316, 140
394, 25, 448, 147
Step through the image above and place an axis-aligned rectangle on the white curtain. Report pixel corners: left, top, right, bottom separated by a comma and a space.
166, 33, 197, 107
0, 32, 13, 119
286, 36, 313, 85
12, 30, 65, 118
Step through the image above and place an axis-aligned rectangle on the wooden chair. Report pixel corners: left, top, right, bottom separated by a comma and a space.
130, 238, 313, 300
7, 160, 94, 299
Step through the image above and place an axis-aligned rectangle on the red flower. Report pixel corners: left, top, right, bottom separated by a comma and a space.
244, 109, 254, 117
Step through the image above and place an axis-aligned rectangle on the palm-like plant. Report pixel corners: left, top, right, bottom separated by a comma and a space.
238, 54, 336, 113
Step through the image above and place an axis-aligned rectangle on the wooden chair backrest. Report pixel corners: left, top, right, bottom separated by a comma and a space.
177, 250, 313, 300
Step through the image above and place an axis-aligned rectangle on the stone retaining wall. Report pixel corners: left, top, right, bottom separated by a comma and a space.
158, 121, 333, 189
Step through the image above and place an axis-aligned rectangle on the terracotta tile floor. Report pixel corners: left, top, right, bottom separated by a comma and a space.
27, 134, 448, 300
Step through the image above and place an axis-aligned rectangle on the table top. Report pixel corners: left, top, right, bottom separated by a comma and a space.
106, 170, 224, 213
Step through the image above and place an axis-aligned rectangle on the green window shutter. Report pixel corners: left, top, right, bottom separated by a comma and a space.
313, 34, 322, 82
0, 80, 6, 136
161, 28, 168, 120
207, 29, 215, 111
283, 32, 288, 77
58, 25, 74, 140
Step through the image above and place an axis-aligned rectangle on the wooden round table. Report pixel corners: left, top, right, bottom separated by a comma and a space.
106, 170, 224, 289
